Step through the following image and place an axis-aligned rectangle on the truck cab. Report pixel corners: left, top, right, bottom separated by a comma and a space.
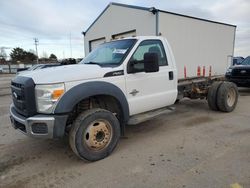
10, 36, 178, 161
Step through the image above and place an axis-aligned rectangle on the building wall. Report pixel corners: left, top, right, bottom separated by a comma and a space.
84, 4, 156, 54
159, 12, 235, 79
84, 4, 235, 79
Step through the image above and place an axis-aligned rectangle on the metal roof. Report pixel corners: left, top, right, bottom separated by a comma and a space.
83, 2, 236, 35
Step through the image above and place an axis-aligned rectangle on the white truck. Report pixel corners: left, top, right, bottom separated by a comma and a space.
10, 36, 238, 161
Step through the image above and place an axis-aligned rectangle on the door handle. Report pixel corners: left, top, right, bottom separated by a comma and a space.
130, 89, 139, 96
169, 71, 174, 80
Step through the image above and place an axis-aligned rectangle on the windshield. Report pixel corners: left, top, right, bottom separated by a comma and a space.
240, 56, 250, 65
81, 39, 137, 66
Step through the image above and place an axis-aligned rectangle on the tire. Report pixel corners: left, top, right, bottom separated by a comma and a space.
174, 99, 180, 104
69, 108, 120, 161
217, 82, 238, 112
207, 81, 222, 111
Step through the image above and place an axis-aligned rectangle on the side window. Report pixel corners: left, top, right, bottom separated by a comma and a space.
128, 40, 168, 73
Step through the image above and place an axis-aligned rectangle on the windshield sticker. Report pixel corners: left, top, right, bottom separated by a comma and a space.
113, 49, 128, 54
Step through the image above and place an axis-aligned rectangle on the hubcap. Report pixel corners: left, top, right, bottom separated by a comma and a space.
227, 88, 236, 107
83, 119, 112, 151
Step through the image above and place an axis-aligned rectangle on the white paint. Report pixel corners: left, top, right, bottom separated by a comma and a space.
20, 64, 113, 84
23, 36, 178, 116
123, 36, 177, 115
159, 12, 235, 79
84, 4, 156, 54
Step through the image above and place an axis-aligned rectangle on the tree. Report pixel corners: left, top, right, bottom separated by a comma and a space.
49, 54, 57, 60
10, 47, 26, 62
24, 51, 37, 61
10, 47, 37, 63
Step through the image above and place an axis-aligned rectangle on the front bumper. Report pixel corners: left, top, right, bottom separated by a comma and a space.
226, 76, 250, 86
10, 104, 68, 139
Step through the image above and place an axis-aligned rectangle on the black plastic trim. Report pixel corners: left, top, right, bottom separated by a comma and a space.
169, 71, 174, 80
53, 115, 68, 138
11, 76, 36, 117
104, 70, 124, 77
54, 81, 130, 122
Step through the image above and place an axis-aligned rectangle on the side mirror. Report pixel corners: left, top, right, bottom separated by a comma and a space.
144, 53, 159, 73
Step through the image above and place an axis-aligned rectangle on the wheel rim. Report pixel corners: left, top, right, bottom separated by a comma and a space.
227, 87, 236, 107
83, 119, 113, 151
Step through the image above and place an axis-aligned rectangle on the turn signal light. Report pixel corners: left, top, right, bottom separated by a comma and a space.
52, 89, 64, 100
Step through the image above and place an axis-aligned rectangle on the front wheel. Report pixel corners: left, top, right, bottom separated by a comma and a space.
69, 108, 120, 161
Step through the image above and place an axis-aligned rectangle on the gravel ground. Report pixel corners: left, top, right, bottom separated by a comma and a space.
0, 74, 249, 188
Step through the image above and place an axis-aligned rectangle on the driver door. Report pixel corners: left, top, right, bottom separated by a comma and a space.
125, 39, 177, 115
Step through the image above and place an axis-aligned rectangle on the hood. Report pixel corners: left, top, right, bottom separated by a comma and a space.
19, 64, 114, 84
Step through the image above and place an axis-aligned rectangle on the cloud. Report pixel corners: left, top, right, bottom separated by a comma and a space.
0, 0, 96, 58
209, 0, 250, 24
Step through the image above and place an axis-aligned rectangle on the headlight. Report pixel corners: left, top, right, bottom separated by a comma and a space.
35, 83, 65, 113
226, 68, 232, 74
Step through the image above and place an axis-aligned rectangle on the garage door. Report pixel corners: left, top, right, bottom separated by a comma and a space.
112, 30, 136, 40
89, 37, 106, 52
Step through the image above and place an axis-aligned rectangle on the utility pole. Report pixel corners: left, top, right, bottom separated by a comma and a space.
69, 32, 72, 58
34, 38, 39, 64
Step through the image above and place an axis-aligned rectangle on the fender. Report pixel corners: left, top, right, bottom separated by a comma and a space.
54, 81, 130, 122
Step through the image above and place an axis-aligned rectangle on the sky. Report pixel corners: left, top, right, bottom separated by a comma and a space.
0, 0, 249, 59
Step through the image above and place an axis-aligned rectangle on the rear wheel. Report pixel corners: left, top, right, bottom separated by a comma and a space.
217, 82, 238, 112
207, 81, 222, 111
69, 108, 120, 161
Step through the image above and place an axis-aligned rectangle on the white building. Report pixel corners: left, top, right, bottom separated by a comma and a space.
83, 2, 236, 79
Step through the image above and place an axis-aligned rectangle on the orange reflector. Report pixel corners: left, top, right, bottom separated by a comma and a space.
197, 66, 201, 76
52, 89, 64, 99
184, 66, 187, 79
203, 66, 205, 77
209, 66, 212, 77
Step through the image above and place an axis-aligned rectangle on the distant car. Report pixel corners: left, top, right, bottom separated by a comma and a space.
0, 66, 3, 73
60, 58, 77, 65
226, 56, 250, 87
232, 56, 244, 66
17, 63, 61, 75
